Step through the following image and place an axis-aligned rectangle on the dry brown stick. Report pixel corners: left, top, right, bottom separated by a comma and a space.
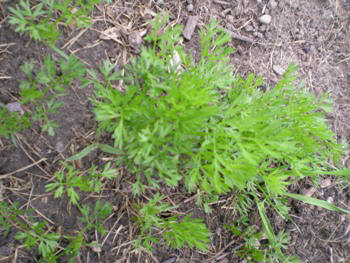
209, 240, 243, 262
221, 27, 255, 44
183, 16, 198, 40
15, 134, 52, 177
0, 158, 46, 180
29, 203, 55, 225
213, 0, 231, 6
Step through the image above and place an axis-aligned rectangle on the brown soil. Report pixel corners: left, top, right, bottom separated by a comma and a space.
0, 0, 350, 262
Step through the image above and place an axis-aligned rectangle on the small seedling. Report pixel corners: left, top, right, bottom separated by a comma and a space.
46, 162, 116, 205
0, 201, 26, 237
0, 103, 30, 140
19, 54, 86, 136
134, 193, 210, 251
15, 221, 60, 260
8, 0, 101, 44
79, 200, 112, 235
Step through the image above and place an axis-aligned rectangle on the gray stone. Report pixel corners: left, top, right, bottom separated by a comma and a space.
243, 0, 249, 8
273, 65, 285, 75
6, 102, 24, 115
226, 15, 234, 24
269, 0, 278, 9
258, 14, 272, 24
55, 140, 65, 152
245, 25, 254, 32
187, 4, 194, 12
259, 24, 267, 32
161, 257, 177, 263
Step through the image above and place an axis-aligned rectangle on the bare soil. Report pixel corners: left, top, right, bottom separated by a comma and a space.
0, 0, 350, 262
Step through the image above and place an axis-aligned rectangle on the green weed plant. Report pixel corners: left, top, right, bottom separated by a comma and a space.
89, 14, 349, 257
133, 193, 210, 251
45, 162, 116, 205
9, 0, 100, 45
4, 3, 350, 259
0, 103, 30, 139
19, 54, 86, 136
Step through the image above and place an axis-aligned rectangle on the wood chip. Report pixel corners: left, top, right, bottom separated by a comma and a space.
100, 27, 120, 41
221, 27, 254, 44
301, 187, 317, 197
183, 16, 198, 40
320, 178, 332, 188
213, 0, 231, 6
161, 257, 177, 263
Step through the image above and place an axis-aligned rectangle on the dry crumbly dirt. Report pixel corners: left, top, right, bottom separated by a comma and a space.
0, 0, 350, 262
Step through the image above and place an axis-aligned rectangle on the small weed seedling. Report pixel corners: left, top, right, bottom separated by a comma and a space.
46, 162, 116, 205
0, 103, 30, 139
16, 221, 60, 261
0, 201, 26, 237
0, 201, 60, 261
19, 54, 86, 136
63, 200, 112, 261
9, 0, 100, 45
133, 193, 210, 251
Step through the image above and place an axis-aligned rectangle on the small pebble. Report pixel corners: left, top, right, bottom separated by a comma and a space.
161, 257, 177, 263
259, 24, 267, 32
254, 32, 264, 39
327, 196, 334, 203
187, 0, 193, 3
91, 242, 102, 253
245, 25, 254, 32
243, 0, 249, 8
187, 4, 194, 12
273, 65, 285, 75
216, 227, 222, 236
6, 102, 24, 115
226, 15, 234, 24
256, 0, 262, 3
258, 14, 272, 24
301, 186, 316, 197
218, 258, 228, 263
55, 140, 65, 152
320, 179, 332, 188
269, 0, 278, 9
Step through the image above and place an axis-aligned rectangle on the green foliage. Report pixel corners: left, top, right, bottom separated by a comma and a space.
134, 193, 210, 251
15, 221, 60, 260
8, 0, 100, 44
79, 200, 112, 235
19, 54, 86, 136
0, 199, 111, 262
90, 14, 348, 255
45, 162, 116, 205
0, 103, 30, 139
66, 143, 123, 162
0, 201, 25, 237
163, 215, 211, 251
92, 14, 342, 198
63, 233, 85, 261
226, 219, 301, 263
92, 15, 234, 194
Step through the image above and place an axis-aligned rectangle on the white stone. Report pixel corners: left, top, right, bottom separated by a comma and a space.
187, 4, 194, 12
258, 14, 272, 25
269, 0, 278, 9
6, 102, 24, 115
320, 179, 332, 188
273, 65, 285, 75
